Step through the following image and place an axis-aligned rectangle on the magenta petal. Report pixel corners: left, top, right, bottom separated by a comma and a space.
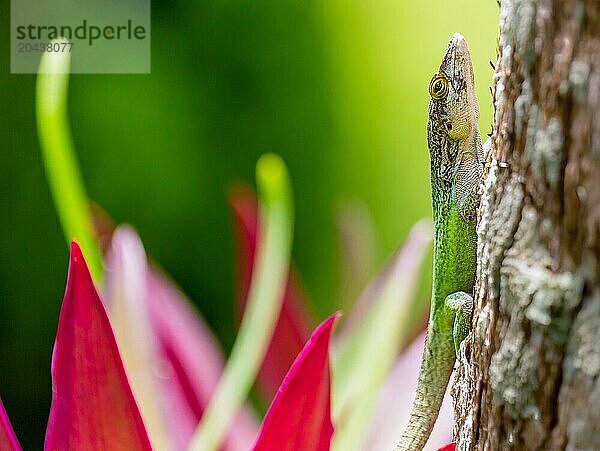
147, 268, 259, 451
0, 398, 22, 451
45, 242, 152, 450
252, 312, 341, 451
229, 185, 314, 399
437, 444, 456, 451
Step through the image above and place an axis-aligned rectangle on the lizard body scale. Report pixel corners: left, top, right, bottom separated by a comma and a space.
396, 33, 485, 451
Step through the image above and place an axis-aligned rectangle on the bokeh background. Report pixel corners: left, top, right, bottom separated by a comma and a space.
1, 1, 497, 447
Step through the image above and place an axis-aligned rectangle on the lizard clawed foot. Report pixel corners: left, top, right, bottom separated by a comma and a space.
458, 339, 472, 378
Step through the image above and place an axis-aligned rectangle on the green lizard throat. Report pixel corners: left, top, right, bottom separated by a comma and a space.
396, 33, 484, 451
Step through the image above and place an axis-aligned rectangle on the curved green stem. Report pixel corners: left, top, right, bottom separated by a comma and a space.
36, 40, 103, 282
188, 153, 294, 451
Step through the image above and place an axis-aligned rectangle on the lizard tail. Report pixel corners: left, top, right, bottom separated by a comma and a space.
395, 329, 455, 451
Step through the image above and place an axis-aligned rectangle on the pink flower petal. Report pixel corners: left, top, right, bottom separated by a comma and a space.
229, 185, 314, 400
334, 200, 378, 312
330, 220, 433, 450
337, 219, 432, 343
0, 398, 22, 451
252, 312, 341, 451
105, 227, 169, 449
147, 267, 259, 451
363, 332, 453, 451
45, 242, 152, 451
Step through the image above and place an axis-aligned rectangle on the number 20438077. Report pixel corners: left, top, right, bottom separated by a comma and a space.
18, 41, 73, 53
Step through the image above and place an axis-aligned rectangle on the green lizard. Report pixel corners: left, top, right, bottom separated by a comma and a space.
396, 33, 485, 451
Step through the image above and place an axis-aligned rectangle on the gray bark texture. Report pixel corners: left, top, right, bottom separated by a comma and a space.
453, 0, 600, 450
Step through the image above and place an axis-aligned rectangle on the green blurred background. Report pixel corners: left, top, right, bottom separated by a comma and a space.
1, 0, 497, 447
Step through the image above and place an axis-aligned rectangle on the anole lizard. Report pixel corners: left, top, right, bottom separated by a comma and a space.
396, 33, 486, 451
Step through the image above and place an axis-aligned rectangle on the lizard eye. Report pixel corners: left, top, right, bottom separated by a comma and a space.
429, 73, 449, 100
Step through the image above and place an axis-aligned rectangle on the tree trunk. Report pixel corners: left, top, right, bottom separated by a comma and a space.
454, 0, 600, 449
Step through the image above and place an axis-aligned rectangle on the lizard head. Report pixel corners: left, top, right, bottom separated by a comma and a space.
428, 33, 479, 149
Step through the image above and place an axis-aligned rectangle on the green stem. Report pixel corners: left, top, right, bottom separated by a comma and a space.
188, 153, 294, 451
36, 40, 103, 282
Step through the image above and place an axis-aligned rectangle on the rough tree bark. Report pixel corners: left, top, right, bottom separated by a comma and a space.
454, 1, 600, 450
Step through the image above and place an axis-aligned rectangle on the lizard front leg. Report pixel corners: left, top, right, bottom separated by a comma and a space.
445, 291, 473, 361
